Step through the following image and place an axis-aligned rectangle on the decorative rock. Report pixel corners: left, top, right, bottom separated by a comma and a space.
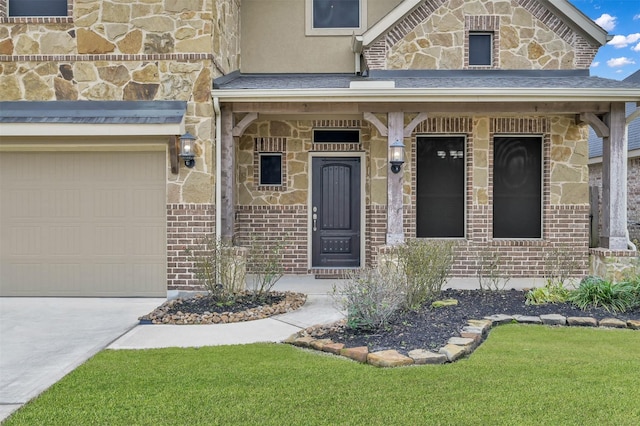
340, 346, 369, 363
292, 336, 315, 348
459, 330, 482, 343
467, 319, 492, 332
628, 320, 640, 330
513, 315, 542, 324
322, 342, 345, 355
484, 314, 514, 325
540, 314, 567, 326
431, 298, 458, 308
310, 339, 332, 351
447, 337, 476, 353
599, 318, 627, 329
367, 350, 414, 368
439, 344, 466, 362
567, 317, 598, 327
408, 349, 448, 365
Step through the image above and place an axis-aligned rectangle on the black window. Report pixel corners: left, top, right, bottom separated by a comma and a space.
469, 32, 492, 66
313, 0, 359, 29
259, 154, 282, 186
313, 129, 360, 143
416, 136, 466, 238
493, 136, 542, 238
9, 0, 67, 17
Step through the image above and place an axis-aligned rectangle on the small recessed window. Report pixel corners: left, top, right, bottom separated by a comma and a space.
469, 32, 492, 66
9, 0, 67, 17
259, 154, 282, 186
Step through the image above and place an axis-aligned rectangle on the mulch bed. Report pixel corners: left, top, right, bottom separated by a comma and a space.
307, 289, 640, 355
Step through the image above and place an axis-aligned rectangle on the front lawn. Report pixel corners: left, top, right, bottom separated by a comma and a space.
6, 325, 640, 425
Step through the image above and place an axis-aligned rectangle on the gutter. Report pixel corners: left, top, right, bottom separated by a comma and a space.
213, 96, 222, 245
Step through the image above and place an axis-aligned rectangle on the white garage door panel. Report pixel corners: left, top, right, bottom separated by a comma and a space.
0, 151, 166, 297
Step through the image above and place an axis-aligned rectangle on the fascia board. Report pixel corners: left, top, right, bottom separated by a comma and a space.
213, 88, 640, 103
544, 0, 609, 45
0, 122, 185, 137
361, 0, 422, 46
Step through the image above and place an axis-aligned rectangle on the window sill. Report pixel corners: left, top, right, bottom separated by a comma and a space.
1, 16, 73, 24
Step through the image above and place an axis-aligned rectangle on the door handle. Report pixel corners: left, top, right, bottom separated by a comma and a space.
312, 213, 317, 231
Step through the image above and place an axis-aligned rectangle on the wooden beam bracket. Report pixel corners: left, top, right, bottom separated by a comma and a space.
363, 112, 388, 136
231, 112, 259, 137
403, 112, 428, 137
579, 112, 609, 138
169, 135, 179, 175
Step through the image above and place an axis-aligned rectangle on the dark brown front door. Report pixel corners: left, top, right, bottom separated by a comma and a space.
311, 157, 361, 268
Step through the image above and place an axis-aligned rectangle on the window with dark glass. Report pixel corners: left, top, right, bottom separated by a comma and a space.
416, 136, 466, 238
313, 129, 360, 143
259, 154, 282, 186
9, 0, 67, 16
313, 0, 359, 28
493, 136, 542, 238
469, 32, 492, 66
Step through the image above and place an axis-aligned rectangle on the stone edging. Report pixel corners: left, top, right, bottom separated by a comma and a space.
284, 314, 640, 368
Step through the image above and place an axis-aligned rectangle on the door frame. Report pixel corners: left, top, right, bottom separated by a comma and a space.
307, 151, 366, 269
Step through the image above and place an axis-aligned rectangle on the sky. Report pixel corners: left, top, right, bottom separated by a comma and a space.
568, 0, 640, 80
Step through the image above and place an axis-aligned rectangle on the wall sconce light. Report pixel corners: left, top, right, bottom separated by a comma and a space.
389, 139, 405, 174
179, 132, 196, 168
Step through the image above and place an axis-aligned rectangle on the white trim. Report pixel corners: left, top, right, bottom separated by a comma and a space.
361, 0, 422, 46
307, 151, 366, 270
0, 143, 167, 152
0, 122, 185, 137
305, 0, 368, 36
544, 0, 609, 46
213, 87, 640, 103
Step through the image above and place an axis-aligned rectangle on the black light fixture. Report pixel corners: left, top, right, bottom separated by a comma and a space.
389, 139, 405, 174
179, 132, 196, 168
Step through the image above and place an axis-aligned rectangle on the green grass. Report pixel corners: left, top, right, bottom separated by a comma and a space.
6, 325, 640, 425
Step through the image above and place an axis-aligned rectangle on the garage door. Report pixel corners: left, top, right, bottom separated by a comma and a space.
0, 150, 166, 297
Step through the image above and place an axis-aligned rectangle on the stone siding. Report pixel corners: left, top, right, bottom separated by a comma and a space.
233, 113, 590, 277
1, 0, 241, 291
368, 0, 598, 70
589, 157, 640, 244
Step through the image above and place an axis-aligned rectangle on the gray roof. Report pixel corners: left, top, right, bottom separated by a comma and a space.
589, 69, 640, 158
0, 101, 187, 124
214, 70, 640, 91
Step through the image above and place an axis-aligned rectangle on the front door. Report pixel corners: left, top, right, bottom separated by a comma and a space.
311, 157, 361, 268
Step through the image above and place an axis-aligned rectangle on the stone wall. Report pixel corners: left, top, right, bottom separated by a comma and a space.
366, 0, 598, 70
589, 157, 640, 244
233, 113, 590, 277
0, 0, 242, 291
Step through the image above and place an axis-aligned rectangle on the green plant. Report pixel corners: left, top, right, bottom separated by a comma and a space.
184, 236, 246, 299
525, 281, 570, 305
245, 235, 286, 301
476, 252, 510, 291
393, 239, 456, 310
332, 267, 406, 331
568, 276, 636, 313
543, 244, 581, 287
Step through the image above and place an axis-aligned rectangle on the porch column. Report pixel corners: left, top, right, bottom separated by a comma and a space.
600, 102, 628, 250
220, 105, 235, 242
386, 112, 405, 245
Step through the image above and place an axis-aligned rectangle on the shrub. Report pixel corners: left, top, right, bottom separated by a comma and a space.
568, 276, 636, 313
543, 244, 581, 287
185, 236, 246, 300
525, 281, 570, 305
245, 235, 286, 301
476, 252, 510, 291
394, 239, 456, 310
333, 267, 406, 331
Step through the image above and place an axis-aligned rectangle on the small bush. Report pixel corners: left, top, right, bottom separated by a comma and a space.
394, 239, 456, 310
568, 276, 636, 313
333, 267, 406, 331
543, 244, 580, 287
246, 235, 286, 301
185, 236, 245, 300
525, 281, 570, 305
476, 252, 510, 291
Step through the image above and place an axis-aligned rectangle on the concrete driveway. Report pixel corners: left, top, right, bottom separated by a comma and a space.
0, 297, 164, 422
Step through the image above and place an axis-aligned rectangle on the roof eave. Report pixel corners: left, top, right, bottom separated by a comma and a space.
212, 87, 640, 103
